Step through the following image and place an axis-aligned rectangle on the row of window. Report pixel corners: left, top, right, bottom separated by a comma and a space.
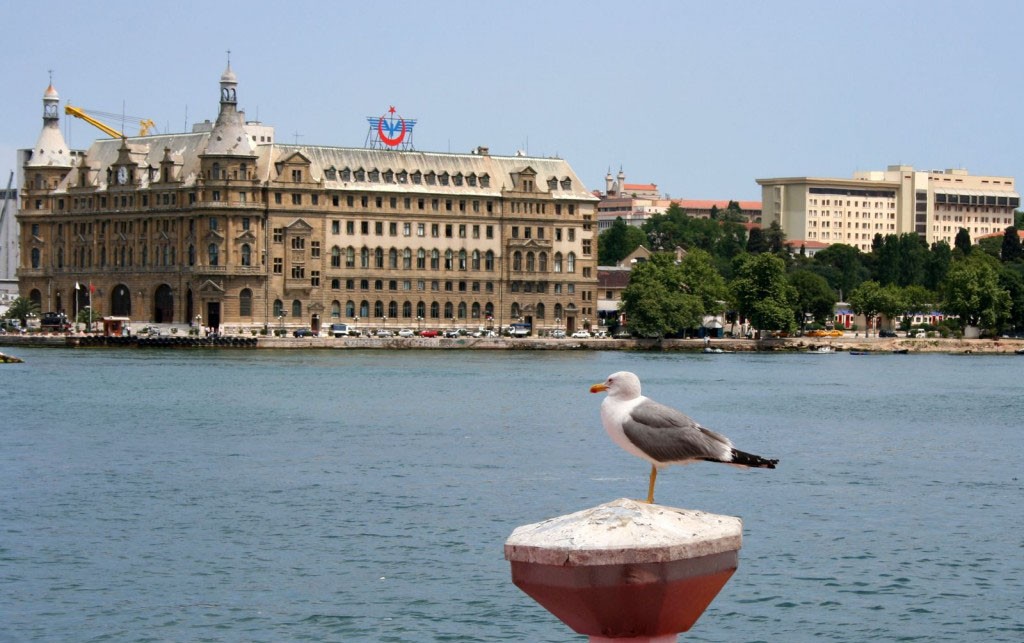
267, 298, 575, 321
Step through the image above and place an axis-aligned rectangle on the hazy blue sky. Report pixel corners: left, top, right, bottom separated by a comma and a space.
4, 0, 1022, 201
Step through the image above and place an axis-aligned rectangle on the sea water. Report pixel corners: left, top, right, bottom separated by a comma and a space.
1, 348, 1021, 642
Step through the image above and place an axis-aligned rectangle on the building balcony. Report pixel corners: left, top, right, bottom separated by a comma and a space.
191, 265, 266, 277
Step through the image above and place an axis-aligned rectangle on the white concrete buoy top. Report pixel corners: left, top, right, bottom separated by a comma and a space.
505, 498, 743, 566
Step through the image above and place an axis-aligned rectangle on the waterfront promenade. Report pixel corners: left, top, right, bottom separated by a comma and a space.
2, 331, 1023, 354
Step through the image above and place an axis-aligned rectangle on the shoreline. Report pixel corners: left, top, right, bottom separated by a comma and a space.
2, 333, 1023, 354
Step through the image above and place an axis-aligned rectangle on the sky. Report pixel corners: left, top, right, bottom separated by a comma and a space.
4, 0, 1023, 202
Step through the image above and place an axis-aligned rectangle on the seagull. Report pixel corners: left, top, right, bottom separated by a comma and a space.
590, 371, 778, 504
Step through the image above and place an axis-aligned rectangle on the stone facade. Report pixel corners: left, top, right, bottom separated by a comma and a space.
17, 66, 598, 334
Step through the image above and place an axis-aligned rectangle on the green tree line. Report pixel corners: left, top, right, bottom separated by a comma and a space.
599, 203, 1024, 338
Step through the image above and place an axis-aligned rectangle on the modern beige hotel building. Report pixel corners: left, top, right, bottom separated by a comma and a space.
757, 165, 1019, 252
17, 65, 598, 334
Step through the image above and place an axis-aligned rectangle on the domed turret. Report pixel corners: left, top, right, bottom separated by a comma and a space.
26, 80, 72, 168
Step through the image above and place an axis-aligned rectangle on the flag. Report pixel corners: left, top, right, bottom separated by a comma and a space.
89, 283, 95, 294
75, 282, 80, 290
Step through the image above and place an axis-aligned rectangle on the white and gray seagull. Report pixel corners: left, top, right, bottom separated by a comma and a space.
590, 371, 778, 504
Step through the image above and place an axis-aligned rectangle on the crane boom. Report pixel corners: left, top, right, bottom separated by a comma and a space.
65, 104, 124, 139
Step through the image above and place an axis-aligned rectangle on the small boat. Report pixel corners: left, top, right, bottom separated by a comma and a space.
809, 346, 835, 353
849, 351, 871, 356
702, 346, 724, 354
892, 348, 909, 354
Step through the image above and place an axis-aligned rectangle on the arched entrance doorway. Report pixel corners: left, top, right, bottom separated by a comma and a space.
29, 289, 42, 309
154, 284, 174, 323
111, 284, 132, 317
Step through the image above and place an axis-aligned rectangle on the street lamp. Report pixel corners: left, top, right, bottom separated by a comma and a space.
277, 314, 284, 336
417, 315, 423, 331
382, 315, 387, 330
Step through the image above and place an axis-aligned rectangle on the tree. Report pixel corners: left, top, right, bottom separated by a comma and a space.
924, 241, 952, 291
899, 285, 935, 330
3, 297, 40, 326
598, 217, 646, 265
1000, 226, 1022, 262
848, 281, 886, 336
765, 220, 786, 254
620, 254, 704, 338
746, 227, 768, 254
788, 270, 836, 329
677, 248, 729, 315
941, 255, 1011, 330
731, 253, 797, 335
811, 243, 870, 300
954, 228, 972, 256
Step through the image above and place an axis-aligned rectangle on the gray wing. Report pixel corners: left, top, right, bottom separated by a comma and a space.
622, 398, 732, 463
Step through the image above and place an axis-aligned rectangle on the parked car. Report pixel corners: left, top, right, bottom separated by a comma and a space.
419, 329, 439, 338
550, 329, 566, 339
879, 329, 897, 338
571, 330, 591, 339
443, 328, 464, 338
397, 328, 415, 338
593, 330, 609, 339
293, 328, 315, 338
376, 329, 394, 338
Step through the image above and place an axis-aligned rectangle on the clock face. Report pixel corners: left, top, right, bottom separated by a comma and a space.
117, 167, 128, 185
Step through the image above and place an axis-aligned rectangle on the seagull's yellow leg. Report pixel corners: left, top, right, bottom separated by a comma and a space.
646, 465, 658, 504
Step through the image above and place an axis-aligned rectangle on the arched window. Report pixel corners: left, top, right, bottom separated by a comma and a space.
513, 251, 522, 271
239, 288, 253, 317
360, 300, 370, 317
526, 252, 535, 272
417, 301, 426, 318
511, 302, 521, 318
536, 302, 545, 319
567, 252, 576, 273
389, 248, 398, 269
430, 301, 440, 318
331, 246, 341, 268
472, 250, 480, 271
208, 243, 219, 266
388, 301, 398, 318
331, 300, 341, 318
539, 252, 548, 272
273, 299, 283, 317
361, 247, 370, 268
346, 246, 355, 268
417, 248, 426, 269
471, 302, 480, 319
291, 299, 302, 317
241, 244, 251, 266
555, 303, 564, 319
346, 300, 356, 317
402, 301, 412, 318
444, 302, 454, 319
444, 250, 453, 270
374, 300, 384, 317
457, 302, 467, 318
57, 247, 64, 269
375, 247, 384, 268
403, 248, 412, 269
458, 250, 467, 270
485, 250, 494, 271
554, 252, 563, 273
484, 302, 494, 319
431, 249, 440, 270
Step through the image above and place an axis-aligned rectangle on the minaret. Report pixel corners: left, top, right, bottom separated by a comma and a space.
26, 80, 72, 169
617, 167, 626, 195
605, 168, 613, 195
204, 60, 253, 156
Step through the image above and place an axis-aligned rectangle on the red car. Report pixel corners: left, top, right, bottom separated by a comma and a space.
419, 329, 439, 338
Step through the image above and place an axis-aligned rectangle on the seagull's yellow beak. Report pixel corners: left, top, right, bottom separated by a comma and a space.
589, 382, 608, 393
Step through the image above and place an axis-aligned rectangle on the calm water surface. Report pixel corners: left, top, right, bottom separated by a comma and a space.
1, 348, 1022, 642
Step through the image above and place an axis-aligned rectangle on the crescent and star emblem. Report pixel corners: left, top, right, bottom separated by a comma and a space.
377, 106, 407, 147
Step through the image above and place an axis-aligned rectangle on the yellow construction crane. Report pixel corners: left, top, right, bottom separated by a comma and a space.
64, 104, 157, 138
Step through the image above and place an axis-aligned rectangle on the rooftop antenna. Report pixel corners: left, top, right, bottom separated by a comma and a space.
293, 131, 303, 145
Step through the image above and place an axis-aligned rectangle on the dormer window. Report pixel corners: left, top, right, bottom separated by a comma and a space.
411, 171, 422, 185
560, 177, 572, 190
439, 172, 449, 186
466, 174, 477, 187
354, 168, 365, 182
325, 166, 337, 180
383, 169, 394, 183
425, 171, 436, 186
368, 169, 380, 182
292, 169, 302, 182
480, 174, 490, 188
453, 173, 463, 186
397, 170, 407, 183
547, 177, 558, 190
340, 167, 351, 182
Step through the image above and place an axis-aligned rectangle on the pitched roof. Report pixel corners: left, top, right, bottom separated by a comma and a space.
674, 199, 762, 211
